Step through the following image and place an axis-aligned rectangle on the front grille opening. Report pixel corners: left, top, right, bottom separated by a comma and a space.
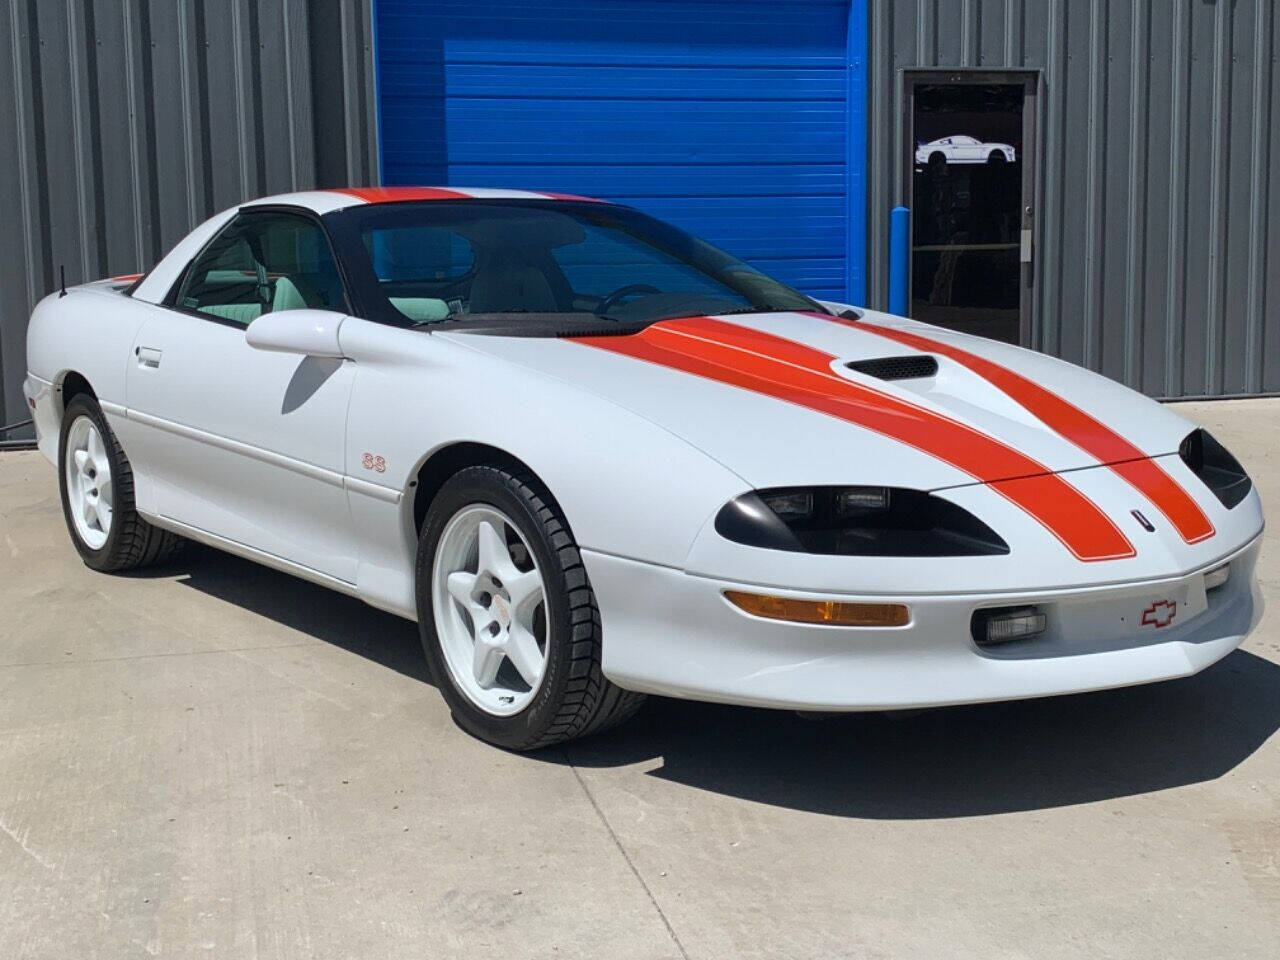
845, 355, 939, 381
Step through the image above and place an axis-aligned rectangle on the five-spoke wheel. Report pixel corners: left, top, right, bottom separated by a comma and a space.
416, 464, 645, 749
57, 393, 182, 571
432, 506, 549, 716
64, 415, 114, 549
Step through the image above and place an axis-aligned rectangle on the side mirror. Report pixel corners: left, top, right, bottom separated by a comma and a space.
245, 309, 346, 358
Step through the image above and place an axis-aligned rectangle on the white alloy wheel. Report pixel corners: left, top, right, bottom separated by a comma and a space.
431, 504, 550, 716
64, 415, 114, 550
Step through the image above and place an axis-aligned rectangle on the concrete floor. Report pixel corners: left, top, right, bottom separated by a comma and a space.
1, 400, 1277, 960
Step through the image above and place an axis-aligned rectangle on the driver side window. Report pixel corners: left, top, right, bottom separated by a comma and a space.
175, 212, 347, 327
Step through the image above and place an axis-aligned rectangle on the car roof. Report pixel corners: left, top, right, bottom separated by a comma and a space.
239, 186, 603, 215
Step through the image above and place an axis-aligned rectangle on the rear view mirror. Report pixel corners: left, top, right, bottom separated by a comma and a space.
245, 309, 346, 359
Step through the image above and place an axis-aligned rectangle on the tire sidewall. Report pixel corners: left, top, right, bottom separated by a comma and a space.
416, 468, 579, 749
58, 396, 126, 569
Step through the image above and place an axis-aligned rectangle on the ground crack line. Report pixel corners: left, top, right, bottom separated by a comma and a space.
564, 751, 691, 960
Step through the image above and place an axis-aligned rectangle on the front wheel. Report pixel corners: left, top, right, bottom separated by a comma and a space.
58, 394, 183, 572
416, 465, 644, 750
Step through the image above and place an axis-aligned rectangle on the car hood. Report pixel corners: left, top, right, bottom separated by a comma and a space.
437, 309, 1199, 494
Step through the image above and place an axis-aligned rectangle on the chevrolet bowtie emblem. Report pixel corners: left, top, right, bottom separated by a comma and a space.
1140, 599, 1177, 628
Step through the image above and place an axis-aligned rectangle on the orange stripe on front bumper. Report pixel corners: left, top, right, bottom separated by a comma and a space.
574, 317, 1136, 562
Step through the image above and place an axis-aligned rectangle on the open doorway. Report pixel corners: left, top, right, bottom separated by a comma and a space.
902, 71, 1038, 344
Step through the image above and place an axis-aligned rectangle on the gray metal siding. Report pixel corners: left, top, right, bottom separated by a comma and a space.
0, 0, 379, 439
869, 0, 1277, 399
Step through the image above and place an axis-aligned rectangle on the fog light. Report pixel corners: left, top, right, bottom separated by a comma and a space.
972, 605, 1046, 645
724, 590, 909, 627
1203, 562, 1230, 591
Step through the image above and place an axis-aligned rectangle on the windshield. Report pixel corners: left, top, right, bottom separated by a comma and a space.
331, 200, 821, 330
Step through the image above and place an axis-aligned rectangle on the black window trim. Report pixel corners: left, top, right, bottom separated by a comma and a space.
162, 204, 357, 330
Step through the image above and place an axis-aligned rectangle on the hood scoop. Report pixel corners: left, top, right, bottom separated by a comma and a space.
844, 354, 939, 381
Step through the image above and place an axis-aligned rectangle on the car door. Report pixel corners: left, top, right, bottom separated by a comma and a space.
124, 209, 359, 582
957, 136, 984, 162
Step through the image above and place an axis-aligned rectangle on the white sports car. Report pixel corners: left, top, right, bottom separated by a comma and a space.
916, 135, 1016, 165
24, 187, 1264, 750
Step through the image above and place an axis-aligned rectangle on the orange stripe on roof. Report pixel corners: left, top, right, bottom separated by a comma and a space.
573, 316, 1136, 562
843, 319, 1215, 544
331, 186, 471, 203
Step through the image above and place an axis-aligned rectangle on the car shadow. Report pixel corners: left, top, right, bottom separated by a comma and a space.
151, 543, 431, 684
554, 648, 1280, 819
149, 545, 1280, 819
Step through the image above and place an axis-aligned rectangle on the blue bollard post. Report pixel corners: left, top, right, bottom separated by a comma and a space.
888, 206, 910, 316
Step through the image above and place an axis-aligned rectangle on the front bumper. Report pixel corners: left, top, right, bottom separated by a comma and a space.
21, 374, 58, 463
586, 535, 1264, 711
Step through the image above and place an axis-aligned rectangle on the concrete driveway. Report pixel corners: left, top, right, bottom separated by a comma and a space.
1, 399, 1277, 959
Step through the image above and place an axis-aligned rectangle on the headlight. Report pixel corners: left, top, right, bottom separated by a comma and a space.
1179, 429, 1251, 508
715, 486, 1009, 556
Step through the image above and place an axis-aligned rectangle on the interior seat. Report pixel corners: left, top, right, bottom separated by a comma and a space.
468, 264, 559, 313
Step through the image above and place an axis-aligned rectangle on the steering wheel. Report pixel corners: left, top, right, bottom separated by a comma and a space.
597, 284, 661, 316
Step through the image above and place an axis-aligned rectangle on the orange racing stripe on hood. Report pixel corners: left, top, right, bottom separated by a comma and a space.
573, 316, 1136, 562
841, 318, 1215, 544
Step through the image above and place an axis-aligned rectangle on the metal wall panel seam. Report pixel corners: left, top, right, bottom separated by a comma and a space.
1003, 0, 1016, 64
64, 0, 93, 280
6, 0, 39, 310
915, 0, 927, 64
338, 0, 359, 183
1042, 0, 1065, 356
121, 0, 148, 269
960, 0, 973, 66
1083, 0, 1106, 372
1162, 0, 1188, 397
281, 0, 299, 190
229, 0, 253, 200
176, 0, 201, 226
1244, 0, 1273, 393
1204, 0, 1232, 395
1122, 0, 1149, 390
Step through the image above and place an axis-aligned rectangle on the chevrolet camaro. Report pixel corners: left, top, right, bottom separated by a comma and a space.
24, 187, 1264, 749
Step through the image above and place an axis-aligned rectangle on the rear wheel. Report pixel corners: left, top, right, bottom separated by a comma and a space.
416, 465, 644, 750
58, 395, 183, 572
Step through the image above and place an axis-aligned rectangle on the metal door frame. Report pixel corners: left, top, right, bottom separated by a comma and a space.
898, 69, 1041, 346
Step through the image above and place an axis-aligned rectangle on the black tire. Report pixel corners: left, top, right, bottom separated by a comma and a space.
415, 465, 645, 750
57, 394, 184, 572
988, 150, 1008, 164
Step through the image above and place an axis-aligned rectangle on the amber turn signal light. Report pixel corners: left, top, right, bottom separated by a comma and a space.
724, 591, 909, 627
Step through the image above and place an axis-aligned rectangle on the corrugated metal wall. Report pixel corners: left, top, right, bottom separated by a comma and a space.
0, 0, 379, 441
375, 0, 852, 300
868, 0, 1279, 398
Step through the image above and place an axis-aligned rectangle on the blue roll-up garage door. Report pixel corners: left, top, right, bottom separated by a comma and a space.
374, 0, 852, 300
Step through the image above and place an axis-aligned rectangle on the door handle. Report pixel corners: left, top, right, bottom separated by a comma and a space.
1020, 229, 1033, 264
135, 346, 162, 369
